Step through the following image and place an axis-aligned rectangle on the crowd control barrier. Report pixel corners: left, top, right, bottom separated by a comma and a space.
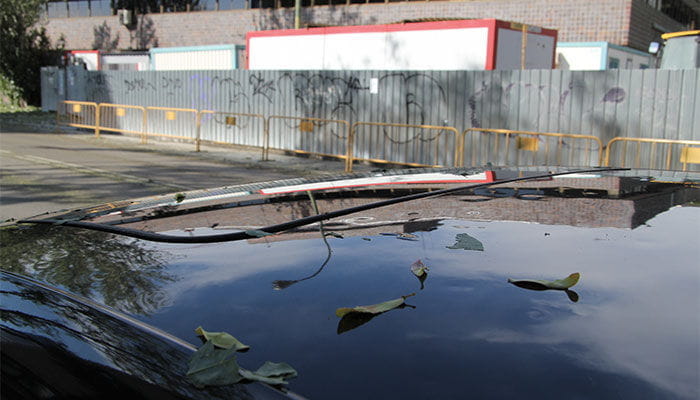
460, 128, 603, 168
57, 101, 98, 133
144, 107, 198, 144
96, 103, 146, 138
604, 137, 700, 171
198, 110, 267, 155
267, 116, 351, 169
349, 122, 460, 172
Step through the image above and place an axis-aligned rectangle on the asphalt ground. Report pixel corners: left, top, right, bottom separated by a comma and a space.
0, 121, 372, 221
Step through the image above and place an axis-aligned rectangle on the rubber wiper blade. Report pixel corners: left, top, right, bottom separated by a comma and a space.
20, 168, 629, 244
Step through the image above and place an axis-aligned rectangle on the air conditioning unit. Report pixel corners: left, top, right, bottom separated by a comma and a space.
117, 9, 133, 27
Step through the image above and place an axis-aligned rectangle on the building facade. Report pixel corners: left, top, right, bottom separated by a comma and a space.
44, 0, 697, 54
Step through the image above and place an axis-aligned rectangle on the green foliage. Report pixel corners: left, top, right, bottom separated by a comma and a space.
187, 328, 297, 388
446, 233, 484, 251
195, 326, 250, 352
0, 0, 63, 106
0, 225, 175, 315
187, 341, 243, 388
239, 362, 298, 385
0, 74, 28, 111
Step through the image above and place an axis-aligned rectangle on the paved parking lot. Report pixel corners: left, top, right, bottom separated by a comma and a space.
0, 127, 369, 221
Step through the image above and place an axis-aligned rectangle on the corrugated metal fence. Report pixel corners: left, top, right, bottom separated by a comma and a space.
43, 67, 699, 170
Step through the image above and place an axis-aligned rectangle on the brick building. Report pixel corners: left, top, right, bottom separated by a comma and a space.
44, 0, 697, 54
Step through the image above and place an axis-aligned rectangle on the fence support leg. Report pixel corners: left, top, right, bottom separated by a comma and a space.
195, 111, 202, 152
95, 105, 101, 138
262, 118, 270, 161
141, 108, 148, 144
345, 127, 354, 173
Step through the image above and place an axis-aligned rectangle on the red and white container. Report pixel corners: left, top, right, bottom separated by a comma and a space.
246, 19, 557, 71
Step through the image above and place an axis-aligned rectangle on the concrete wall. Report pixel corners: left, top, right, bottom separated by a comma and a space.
43, 0, 689, 53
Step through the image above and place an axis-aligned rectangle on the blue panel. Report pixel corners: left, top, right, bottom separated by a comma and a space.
557, 41, 607, 48
149, 44, 238, 55
601, 42, 609, 70
607, 43, 651, 57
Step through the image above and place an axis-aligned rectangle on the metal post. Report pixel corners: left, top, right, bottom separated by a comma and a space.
345, 124, 355, 172
294, 0, 301, 28
195, 111, 202, 152
521, 24, 528, 70
262, 117, 270, 161
142, 108, 148, 144
95, 104, 101, 138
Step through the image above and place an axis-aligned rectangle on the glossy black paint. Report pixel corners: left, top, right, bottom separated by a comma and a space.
0, 272, 299, 400
2, 191, 698, 399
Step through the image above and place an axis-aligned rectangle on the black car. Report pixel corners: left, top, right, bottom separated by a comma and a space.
2, 167, 699, 399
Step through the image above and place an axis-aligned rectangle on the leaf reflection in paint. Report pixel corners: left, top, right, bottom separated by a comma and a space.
507, 273, 581, 303
410, 259, 429, 290
271, 190, 333, 290
336, 293, 416, 334
446, 233, 484, 251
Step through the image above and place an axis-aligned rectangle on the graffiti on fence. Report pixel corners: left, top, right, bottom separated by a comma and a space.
249, 73, 276, 103
72, 69, 694, 150
466, 78, 629, 134
278, 72, 369, 120
86, 73, 111, 102
161, 77, 182, 96
378, 72, 447, 126
125, 78, 157, 93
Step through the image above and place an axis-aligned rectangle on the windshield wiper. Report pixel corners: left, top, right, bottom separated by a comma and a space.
19, 168, 628, 243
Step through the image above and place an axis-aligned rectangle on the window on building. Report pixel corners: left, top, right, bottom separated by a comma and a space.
608, 57, 620, 69
659, 0, 698, 27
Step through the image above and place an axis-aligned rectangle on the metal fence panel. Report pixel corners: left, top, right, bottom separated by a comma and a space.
42, 68, 700, 170
41, 67, 61, 111
199, 110, 266, 149
56, 101, 98, 131
98, 104, 145, 136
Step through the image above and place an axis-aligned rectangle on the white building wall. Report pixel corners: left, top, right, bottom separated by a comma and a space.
151, 47, 236, 71
248, 28, 491, 70
556, 45, 605, 70
101, 54, 150, 71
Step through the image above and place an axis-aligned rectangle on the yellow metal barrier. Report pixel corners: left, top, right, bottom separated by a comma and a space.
57, 101, 98, 134
267, 116, 351, 170
144, 106, 198, 145
460, 128, 603, 167
349, 122, 460, 172
198, 110, 268, 156
604, 137, 700, 171
96, 103, 146, 139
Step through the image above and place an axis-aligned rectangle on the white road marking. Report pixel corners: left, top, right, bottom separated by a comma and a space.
0, 149, 191, 190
